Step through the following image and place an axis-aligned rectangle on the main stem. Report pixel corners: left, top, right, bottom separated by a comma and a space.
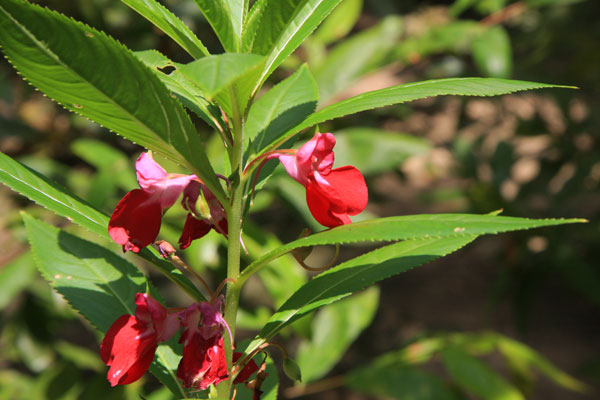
218, 89, 245, 399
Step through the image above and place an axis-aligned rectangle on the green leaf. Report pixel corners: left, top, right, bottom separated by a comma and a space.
224, 0, 246, 40
442, 345, 524, 400
346, 365, 460, 400
496, 335, 589, 393
250, 0, 344, 94
241, 214, 585, 280
178, 53, 264, 100
472, 26, 513, 78
262, 77, 573, 153
297, 287, 379, 382
134, 50, 224, 131
0, 152, 204, 302
233, 354, 279, 400
23, 214, 186, 397
314, 15, 403, 104
0, 251, 36, 308
119, 0, 209, 58
246, 64, 318, 154
244, 222, 307, 308
331, 127, 431, 175
0, 0, 224, 201
311, 0, 362, 45
243, 234, 477, 356
193, 0, 237, 51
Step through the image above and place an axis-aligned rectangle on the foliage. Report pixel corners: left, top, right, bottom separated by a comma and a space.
0, 0, 596, 399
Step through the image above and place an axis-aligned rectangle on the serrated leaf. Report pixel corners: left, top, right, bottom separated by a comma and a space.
246, 64, 318, 154
472, 26, 513, 78
250, 0, 344, 95
346, 365, 460, 400
314, 15, 403, 104
0, 152, 204, 301
330, 127, 431, 175
243, 234, 477, 356
311, 0, 362, 45
23, 214, 186, 397
261, 77, 573, 154
0, 0, 224, 201
193, 0, 238, 51
240, 214, 585, 280
178, 53, 264, 100
442, 345, 524, 400
297, 287, 379, 382
134, 50, 224, 131
120, 0, 209, 58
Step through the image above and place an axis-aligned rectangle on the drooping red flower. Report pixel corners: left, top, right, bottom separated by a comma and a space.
177, 299, 232, 390
178, 180, 228, 249
108, 152, 196, 252
278, 133, 368, 228
100, 293, 179, 386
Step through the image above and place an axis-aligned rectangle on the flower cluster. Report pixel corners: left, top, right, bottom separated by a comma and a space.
100, 293, 257, 389
108, 152, 227, 253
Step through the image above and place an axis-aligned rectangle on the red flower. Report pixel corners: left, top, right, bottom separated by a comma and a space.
108, 152, 196, 252
100, 293, 179, 386
278, 133, 368, 227
177, 299, 232, 390
178, 181, 228, 249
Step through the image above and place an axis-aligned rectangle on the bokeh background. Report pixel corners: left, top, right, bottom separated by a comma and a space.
1, 0, 599, 399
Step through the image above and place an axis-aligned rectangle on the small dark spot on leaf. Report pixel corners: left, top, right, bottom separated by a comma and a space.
157, 65, 176, 75
73, 104, 83, 109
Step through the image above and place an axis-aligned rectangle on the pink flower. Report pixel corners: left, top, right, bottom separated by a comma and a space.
177, 299, 232, 390
178, 181, 228, 249
100, 293, 179, 386
278, 133, 368, 228
108, 152, 196, 253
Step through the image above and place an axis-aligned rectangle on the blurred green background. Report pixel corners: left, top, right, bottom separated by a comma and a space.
0, 0, 599, 399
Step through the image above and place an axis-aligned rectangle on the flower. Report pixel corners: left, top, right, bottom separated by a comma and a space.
178, 181, 228, 249
108, 152, 196, 253
177, 298, 232, 390
278, 133, 368, 228
100, 293, 179, 386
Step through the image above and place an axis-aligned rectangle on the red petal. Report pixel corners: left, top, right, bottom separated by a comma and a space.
100, 315, 158, 386
306, 183, 351, 228
233, 352, 259, 384
177, 334, 229, 390
320, 166, 368, 215
178, 214, 212, 249
108, 189, 162, 253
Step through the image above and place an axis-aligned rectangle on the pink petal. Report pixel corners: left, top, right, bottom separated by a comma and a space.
159, 174, 196, 210
279, 154, 303, 184
136, 152, 167, 191
108, 189, 162, 253
296, 133, 336, 175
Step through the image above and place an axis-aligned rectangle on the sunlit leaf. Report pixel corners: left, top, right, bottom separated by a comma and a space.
119, 0, 209, 58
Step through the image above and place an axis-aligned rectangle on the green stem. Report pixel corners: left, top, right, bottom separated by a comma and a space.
217, 86, 246, 399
